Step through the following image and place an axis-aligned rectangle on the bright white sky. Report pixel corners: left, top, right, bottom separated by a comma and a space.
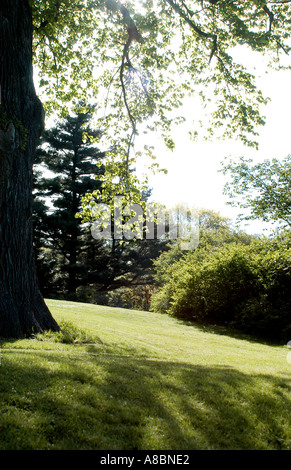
135, 51, 291, 236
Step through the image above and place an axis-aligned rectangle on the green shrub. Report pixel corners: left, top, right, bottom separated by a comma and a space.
233, 295, 291, 342
151, 232, 291, 342
232, 239, 291, 341
160, 244, 258, 324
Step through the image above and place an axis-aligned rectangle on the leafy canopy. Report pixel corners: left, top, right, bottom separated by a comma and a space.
221, 155, 291, 229
31, 0, 291, 209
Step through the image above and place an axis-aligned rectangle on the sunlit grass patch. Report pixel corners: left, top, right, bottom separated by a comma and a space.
0, 298, 290, 450
34, 319, 103, 345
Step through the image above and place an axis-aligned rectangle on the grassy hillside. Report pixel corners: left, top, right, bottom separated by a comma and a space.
0, 298, 290, 450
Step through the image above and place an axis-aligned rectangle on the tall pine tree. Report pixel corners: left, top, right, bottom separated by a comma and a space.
33, 104, 105, 297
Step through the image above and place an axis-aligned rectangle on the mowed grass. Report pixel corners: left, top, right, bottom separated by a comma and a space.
0, 298, 290, 450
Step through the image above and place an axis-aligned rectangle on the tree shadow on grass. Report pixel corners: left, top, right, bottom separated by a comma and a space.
0, 345, 290, 450
175, 318, 286, 347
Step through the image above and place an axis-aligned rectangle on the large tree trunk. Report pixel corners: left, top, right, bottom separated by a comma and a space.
0, 1, 60, 337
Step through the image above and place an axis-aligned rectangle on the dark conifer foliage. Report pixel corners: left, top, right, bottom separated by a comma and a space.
33, 105, 105, 296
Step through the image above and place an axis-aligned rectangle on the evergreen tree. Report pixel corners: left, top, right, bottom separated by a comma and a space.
33, 104, 105, 296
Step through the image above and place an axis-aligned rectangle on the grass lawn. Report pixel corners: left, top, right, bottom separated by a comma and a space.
0, 298, 290, 450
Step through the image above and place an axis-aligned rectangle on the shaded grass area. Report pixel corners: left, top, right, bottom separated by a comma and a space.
0, 299, 290, 450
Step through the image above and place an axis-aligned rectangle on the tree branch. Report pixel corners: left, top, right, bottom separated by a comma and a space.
164, 0, 218, 63
276, 39, 290, 54
104, 1, 143, 164
120, 37, 137, 167
263, 4, 274, 32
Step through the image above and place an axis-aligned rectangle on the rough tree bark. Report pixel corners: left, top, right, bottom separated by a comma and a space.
0, 0, 60, 337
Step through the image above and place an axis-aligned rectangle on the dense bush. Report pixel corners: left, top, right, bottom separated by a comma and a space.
151, 226, 291, 343
233, 236, 291, 341
151, 243, 258, 322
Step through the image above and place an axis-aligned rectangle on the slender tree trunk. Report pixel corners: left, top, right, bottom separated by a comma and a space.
0, 1, 60, 337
